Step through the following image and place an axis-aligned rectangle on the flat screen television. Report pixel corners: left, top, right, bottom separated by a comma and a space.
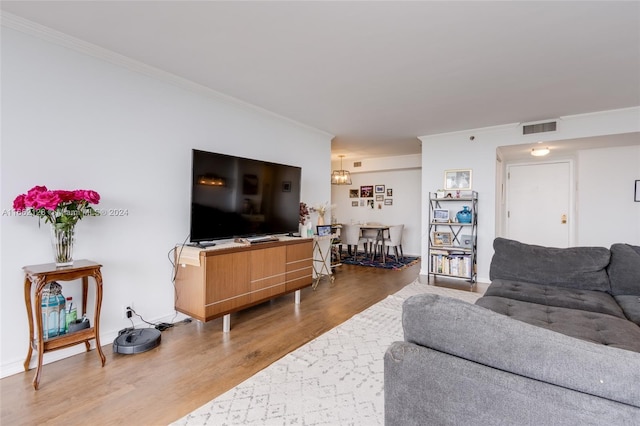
190, 149, 301, 243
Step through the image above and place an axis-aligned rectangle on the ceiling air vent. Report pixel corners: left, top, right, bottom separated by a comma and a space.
353, 161, 362, 167
523, 121, 557, 135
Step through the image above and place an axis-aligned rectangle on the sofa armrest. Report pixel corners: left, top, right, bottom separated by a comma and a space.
608, 243, 640, 296
385, 341, 640, 426
402, 294, 640, 408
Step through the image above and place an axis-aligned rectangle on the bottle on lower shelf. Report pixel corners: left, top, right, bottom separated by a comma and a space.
65, 297, 77, 333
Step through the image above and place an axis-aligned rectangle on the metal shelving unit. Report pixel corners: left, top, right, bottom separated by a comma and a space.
428, 191, 478, 288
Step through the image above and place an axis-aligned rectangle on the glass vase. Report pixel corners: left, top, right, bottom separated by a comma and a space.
51, 224, 75, 267
456, 206, 473, 224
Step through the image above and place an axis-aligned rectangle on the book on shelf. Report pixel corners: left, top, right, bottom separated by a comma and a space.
430, 253, 472, 277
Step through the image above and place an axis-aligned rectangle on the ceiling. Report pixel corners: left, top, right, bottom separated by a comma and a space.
2, 1, 639, 160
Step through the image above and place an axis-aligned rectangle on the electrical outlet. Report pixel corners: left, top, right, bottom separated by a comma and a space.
122, 303, 134, 319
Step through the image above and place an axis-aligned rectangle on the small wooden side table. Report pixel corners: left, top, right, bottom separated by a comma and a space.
23, 259, 106, 389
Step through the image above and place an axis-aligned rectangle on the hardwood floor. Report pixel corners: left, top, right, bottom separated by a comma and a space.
1, 262, 422, 425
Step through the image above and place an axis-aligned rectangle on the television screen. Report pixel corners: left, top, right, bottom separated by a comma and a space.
190, 149, 301, 242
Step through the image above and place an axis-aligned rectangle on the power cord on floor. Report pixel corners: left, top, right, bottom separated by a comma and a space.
127, 307, 193, 332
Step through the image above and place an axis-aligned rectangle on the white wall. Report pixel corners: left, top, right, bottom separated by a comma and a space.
577, 145, 640, 246
330, 155, 421, 255
0, 26, 332, 376
420, 107, 640, 283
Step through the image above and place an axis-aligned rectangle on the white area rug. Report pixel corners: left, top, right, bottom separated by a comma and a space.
171, 281, 482, 426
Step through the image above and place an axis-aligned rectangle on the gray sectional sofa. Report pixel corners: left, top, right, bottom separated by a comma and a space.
385, 238, 640, 425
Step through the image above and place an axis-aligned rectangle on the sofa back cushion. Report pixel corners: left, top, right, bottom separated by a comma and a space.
608, 243, 640, 296
490, 238, 611, 292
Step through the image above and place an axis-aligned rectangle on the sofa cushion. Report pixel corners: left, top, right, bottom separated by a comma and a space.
476, 296, 640, 353
490, 238, 611, 292
485, 279, 626, 319
615, 295, 640, 326
402, 294, 640, 407
608, 243, 640, 296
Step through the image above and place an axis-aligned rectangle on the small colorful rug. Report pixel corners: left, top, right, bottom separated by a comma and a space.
339, 251, 420, 270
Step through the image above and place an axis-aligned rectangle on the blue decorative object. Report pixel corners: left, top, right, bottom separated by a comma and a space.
456, 206, 472, 223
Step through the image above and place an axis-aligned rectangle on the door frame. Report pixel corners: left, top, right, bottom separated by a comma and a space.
503, 159, 576, 247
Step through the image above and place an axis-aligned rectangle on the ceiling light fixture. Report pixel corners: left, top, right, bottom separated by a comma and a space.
531, 147, 550, 157
331, 155, 352, 185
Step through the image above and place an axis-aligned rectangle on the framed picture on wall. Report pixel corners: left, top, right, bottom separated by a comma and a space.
384, 199, 393, 206
386, 188, 393, 196
352, 201, 358, 207
349, 189, 359, 198
444, 169, 472, 191
375, 195, 384, 201
635, 180, 639, 202
360, 185, 374, 198
375, 185, 385, 193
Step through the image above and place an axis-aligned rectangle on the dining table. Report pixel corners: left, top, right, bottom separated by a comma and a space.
359, 224, 390, 263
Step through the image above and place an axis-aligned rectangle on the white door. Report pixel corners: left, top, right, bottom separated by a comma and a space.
506, 161, 572, 247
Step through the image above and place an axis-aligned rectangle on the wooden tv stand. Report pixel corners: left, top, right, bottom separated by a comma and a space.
174, 237, 313, 331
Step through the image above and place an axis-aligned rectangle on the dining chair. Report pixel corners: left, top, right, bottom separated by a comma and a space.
361, 222, 382, 256
377, 224, 404, 262
339, 224, 362, 256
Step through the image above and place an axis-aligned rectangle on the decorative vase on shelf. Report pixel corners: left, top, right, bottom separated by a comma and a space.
51, 224, 75, 267
317, 214, 325, 226
456, 206, 472, 224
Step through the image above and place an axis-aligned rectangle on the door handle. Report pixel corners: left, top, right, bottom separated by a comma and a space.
561, 214, 567, 224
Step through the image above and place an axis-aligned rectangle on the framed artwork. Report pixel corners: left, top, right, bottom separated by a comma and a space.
444, 169, 472, 191
375, 185, 385, 193
360, 185, 374, 198
433, 231, 453, 246
384, 199, 393, 206
635, 180, 639, 202
282, 181, 291, 192
386, 188, 393, 196
433, 209, 450, 223
367, 199, 374, 209
349, 189, 359, 198
351, 201, 359, 207
375, 195, 384, 201
359, 200, 365, 206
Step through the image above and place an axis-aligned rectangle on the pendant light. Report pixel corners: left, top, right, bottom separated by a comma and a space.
331, 155, 352, 185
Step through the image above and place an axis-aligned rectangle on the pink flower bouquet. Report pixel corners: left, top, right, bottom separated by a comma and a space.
14, 185, 101, 230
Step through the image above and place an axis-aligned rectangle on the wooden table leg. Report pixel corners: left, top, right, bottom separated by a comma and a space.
23, 275, 34, 371
32, 277, 47, 390
93, 270, 106, 366
82, 276, 88, 317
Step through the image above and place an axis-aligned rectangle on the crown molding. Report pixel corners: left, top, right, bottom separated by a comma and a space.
1, 12, 334, 139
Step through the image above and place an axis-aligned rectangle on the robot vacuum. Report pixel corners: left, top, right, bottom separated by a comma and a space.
113, 328, 161, 354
